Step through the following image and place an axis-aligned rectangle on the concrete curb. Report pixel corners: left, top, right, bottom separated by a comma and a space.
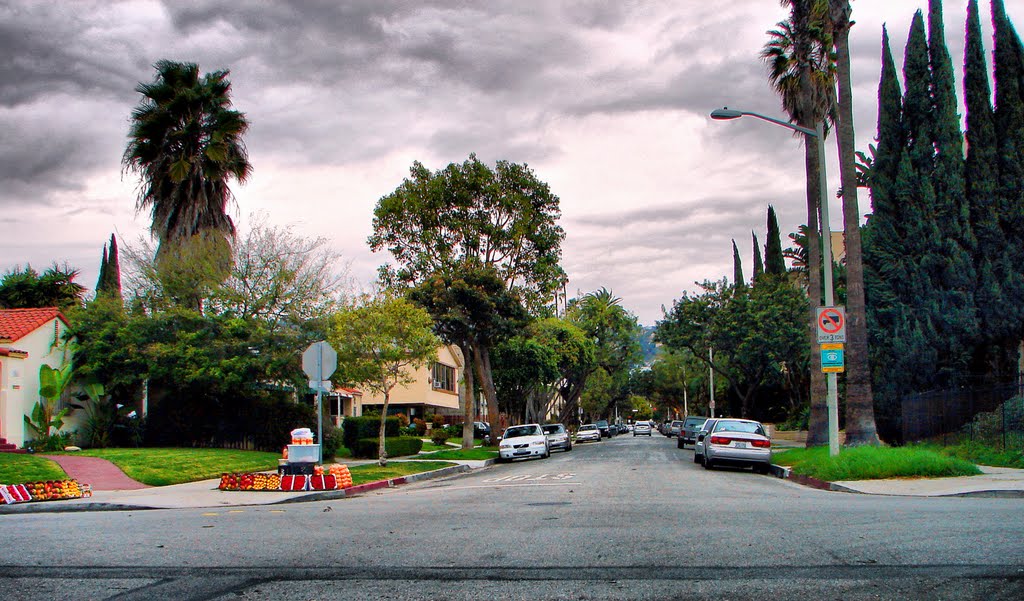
767, 464, 1024, 497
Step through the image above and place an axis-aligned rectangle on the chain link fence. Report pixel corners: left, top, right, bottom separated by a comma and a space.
901, 382, 1024, 448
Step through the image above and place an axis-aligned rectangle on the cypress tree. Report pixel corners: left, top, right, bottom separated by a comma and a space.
992, 0, 1024, 348
965, 0, 1011, 379
765, 205, 787, 276
106, 233, 123, 301
732, 239, 745, 289
95, 244, 108, 295
751, 232, 765, 281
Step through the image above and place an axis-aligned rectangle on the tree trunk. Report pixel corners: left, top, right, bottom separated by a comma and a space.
473, 344, 501, 438
804, 138, 829, 447
378, 389, 390, 467
460, 342, 475, 449
831, 0, 880, 445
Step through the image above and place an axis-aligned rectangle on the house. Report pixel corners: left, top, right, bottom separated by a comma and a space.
0, 308, 73, 449
350, 344, 466, 422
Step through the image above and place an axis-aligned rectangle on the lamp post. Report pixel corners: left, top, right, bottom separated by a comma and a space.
710, 107, 840, 456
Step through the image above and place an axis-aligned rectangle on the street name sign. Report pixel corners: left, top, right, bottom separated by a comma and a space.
816, 307, 847, 344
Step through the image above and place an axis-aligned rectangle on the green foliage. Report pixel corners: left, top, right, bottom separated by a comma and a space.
412, 448, 498, 461
657, 277, 807, 419
341, 416, 401, 453
771, 445, 981, 481
764, 206, 787, 277
369, 153, 566, 311
430, 429, 450, 446
0, 263, 87, 311
351, 437, 423, 459
24, 432, 74, 453
732, 239, 745, 288
95, 234, 123, 302
25, 363, 74, 445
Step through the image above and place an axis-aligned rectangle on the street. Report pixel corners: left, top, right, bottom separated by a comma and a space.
2, 434, 1022, 600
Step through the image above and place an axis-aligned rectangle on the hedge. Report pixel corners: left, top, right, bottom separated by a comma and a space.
342, 416, 400, 452
352, 437, 423, 459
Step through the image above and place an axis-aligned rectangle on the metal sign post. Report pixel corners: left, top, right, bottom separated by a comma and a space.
302, 341, 338, 463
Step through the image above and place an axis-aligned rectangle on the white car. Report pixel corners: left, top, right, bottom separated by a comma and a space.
498, 424, 550, 461
633, 422, 652, 436
701, 418, 772, 473
575, 424, 602, 443
541, 423, 572, 452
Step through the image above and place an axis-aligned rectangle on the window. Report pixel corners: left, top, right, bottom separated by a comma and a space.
431, 362, 456, 392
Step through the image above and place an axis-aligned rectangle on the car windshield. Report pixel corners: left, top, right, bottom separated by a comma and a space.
504, 425, 541, 438
580, 425, 597, 431
541, 425, 563, 434
713, 420, 766, 436
684, 418, 705, 427
596, 420, 608, 427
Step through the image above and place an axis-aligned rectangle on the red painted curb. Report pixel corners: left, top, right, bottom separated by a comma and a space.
344, 476, 407, 495
786, 472, 834, 491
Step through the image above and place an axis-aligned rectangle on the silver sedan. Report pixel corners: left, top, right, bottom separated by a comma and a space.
574, 424, 602, 443
701, 418, 772, 474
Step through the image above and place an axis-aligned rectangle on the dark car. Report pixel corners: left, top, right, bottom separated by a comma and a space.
676, 416, 709, 449
474, 421, 491, 444
693, 418, 719, 464
595, 419, 613, 438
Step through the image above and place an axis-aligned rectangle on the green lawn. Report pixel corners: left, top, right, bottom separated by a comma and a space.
69, 448, 282, 487
0, 454, 68, 484
348, 461, 456, 485
931, 441, 1024, 469
772, 445, 982, 481
411, 448, 499, 461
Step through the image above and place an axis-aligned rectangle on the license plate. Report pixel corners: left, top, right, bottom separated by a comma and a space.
734, 442, 747, 449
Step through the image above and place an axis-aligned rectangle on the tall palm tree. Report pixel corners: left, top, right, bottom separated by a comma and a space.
827, 0, 879, 445
762, 0, 835, 446
123, 60, 252, 254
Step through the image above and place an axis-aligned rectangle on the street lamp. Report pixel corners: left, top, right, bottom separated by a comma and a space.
710, 106, 840, 456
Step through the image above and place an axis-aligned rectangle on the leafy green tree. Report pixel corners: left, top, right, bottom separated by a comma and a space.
24, 363, 74, 449
751, 233, 764, 281
0, 264, 86, 310
657, 277, 808, 419
561, 288, 641, 423
409, 264, 527, 443
95, 234, 123, 302
329, 296, 439, 466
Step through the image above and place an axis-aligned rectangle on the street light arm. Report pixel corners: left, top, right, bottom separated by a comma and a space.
710, 107, 817, 137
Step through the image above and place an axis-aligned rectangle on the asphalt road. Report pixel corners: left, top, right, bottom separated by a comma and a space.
1, 433, 1022, 600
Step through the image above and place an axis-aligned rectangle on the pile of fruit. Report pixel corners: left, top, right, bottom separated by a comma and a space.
327, 464, 353, 488
218, 472, 282, 491
23, 479, 83, 501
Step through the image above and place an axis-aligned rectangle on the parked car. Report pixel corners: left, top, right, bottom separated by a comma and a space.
701, 418, 772, 473
676, 416, 708, 449
633, 422, 652, 436
541, 423, 572, 452
498, 424, 550, 462
474, 421, 491, 444
595, 419, 613, 438
575, 424, 602, 443
668, 420, 685, 438
693, 418, 719, 464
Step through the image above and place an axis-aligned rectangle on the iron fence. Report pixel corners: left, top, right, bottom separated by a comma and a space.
901, 382, 1024, 449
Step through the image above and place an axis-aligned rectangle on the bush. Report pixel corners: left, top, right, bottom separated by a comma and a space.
352, 436, 423, 459
396, 413, 410, 429
412, 418, 427, 436
445, 423, 463, 437
25, 432, 74, 452
431, 429, 450, 446
342, 416, 400, 452
432, 414, 447, 427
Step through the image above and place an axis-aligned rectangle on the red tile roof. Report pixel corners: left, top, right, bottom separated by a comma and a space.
0, 308, 68, 343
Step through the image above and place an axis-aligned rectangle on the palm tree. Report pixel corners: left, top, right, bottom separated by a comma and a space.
762, 0, 835, 447
123, 60, 252, 255
827, 0, 879, 445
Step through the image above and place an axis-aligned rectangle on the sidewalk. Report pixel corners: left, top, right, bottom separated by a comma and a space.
775, 464, 1024, 498
0, 460, 485, 514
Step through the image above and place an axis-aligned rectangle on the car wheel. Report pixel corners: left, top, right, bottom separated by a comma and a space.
703, 457, 714, 470
754, 463, 770, 475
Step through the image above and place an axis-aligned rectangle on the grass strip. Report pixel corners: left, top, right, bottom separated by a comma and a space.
771, 445, 981, 481
0, 454, 68, 484
348, 461, 456, 485
931, 442, 1024, 469
411, 448, 498, 461
68, 448, 281, 487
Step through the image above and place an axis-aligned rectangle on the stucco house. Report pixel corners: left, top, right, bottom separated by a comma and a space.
0, 308, 73, 449
352, 344, 466, 422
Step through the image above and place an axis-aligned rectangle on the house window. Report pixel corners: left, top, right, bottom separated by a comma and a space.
431, 362, 456, 393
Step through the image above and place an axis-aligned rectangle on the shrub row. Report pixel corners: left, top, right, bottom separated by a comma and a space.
351, 436, 423, 459
341, 416, 401, 451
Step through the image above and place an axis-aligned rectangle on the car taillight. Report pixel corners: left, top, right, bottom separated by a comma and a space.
710, 435, 731, 445
751, 439, 771, 448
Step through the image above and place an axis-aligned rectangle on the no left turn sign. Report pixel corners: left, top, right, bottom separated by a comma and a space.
816, 307, 847, 343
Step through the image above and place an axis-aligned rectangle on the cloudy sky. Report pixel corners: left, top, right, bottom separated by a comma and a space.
2, 0, 1020, 324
